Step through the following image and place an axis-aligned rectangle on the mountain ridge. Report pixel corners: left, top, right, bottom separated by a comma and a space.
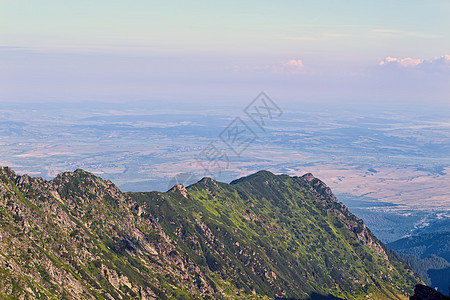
0, 166, 420, 299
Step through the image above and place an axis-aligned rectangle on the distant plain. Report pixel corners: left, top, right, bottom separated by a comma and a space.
1, 100, 449, 242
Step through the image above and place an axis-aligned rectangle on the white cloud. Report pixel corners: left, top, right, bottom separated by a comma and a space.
379, 57, 423, 67
271, 59, 306, 74
284, 59, 304, 68
430, 54, 450, 65
379, 55, 450, 69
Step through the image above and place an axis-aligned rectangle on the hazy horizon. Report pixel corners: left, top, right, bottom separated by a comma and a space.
1, 1, 450, 105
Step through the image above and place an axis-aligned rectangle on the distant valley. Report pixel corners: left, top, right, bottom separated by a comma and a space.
1, 101, 449, 245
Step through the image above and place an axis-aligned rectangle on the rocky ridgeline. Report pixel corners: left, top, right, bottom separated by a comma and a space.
0, 167, 213, 299
0, 167, 421, 299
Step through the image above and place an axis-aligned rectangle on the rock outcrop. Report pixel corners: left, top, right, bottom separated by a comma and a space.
410, 284, 449, 300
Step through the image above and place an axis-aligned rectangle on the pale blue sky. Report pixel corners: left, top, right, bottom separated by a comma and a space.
1, 0, 449, 104
2, 0, 449, 56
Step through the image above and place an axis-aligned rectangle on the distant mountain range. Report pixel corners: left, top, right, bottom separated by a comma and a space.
0, 167, 421, 299
388, 232, 450, 295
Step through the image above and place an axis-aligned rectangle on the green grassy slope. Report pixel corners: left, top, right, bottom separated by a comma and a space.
0, 167, 420, 299
131, 170, 419, 299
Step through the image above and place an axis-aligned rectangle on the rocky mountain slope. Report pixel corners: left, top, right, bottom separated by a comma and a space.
0, 167, 420, 299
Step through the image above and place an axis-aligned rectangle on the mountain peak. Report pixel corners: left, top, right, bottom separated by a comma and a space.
168, 183, 188, 197
253, 170, 276, 176
196, 176, 220, 187
229, 170, 277, 185
198, 176, 214, 183
0, 166, 16, 178
301, 172, 316, 182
